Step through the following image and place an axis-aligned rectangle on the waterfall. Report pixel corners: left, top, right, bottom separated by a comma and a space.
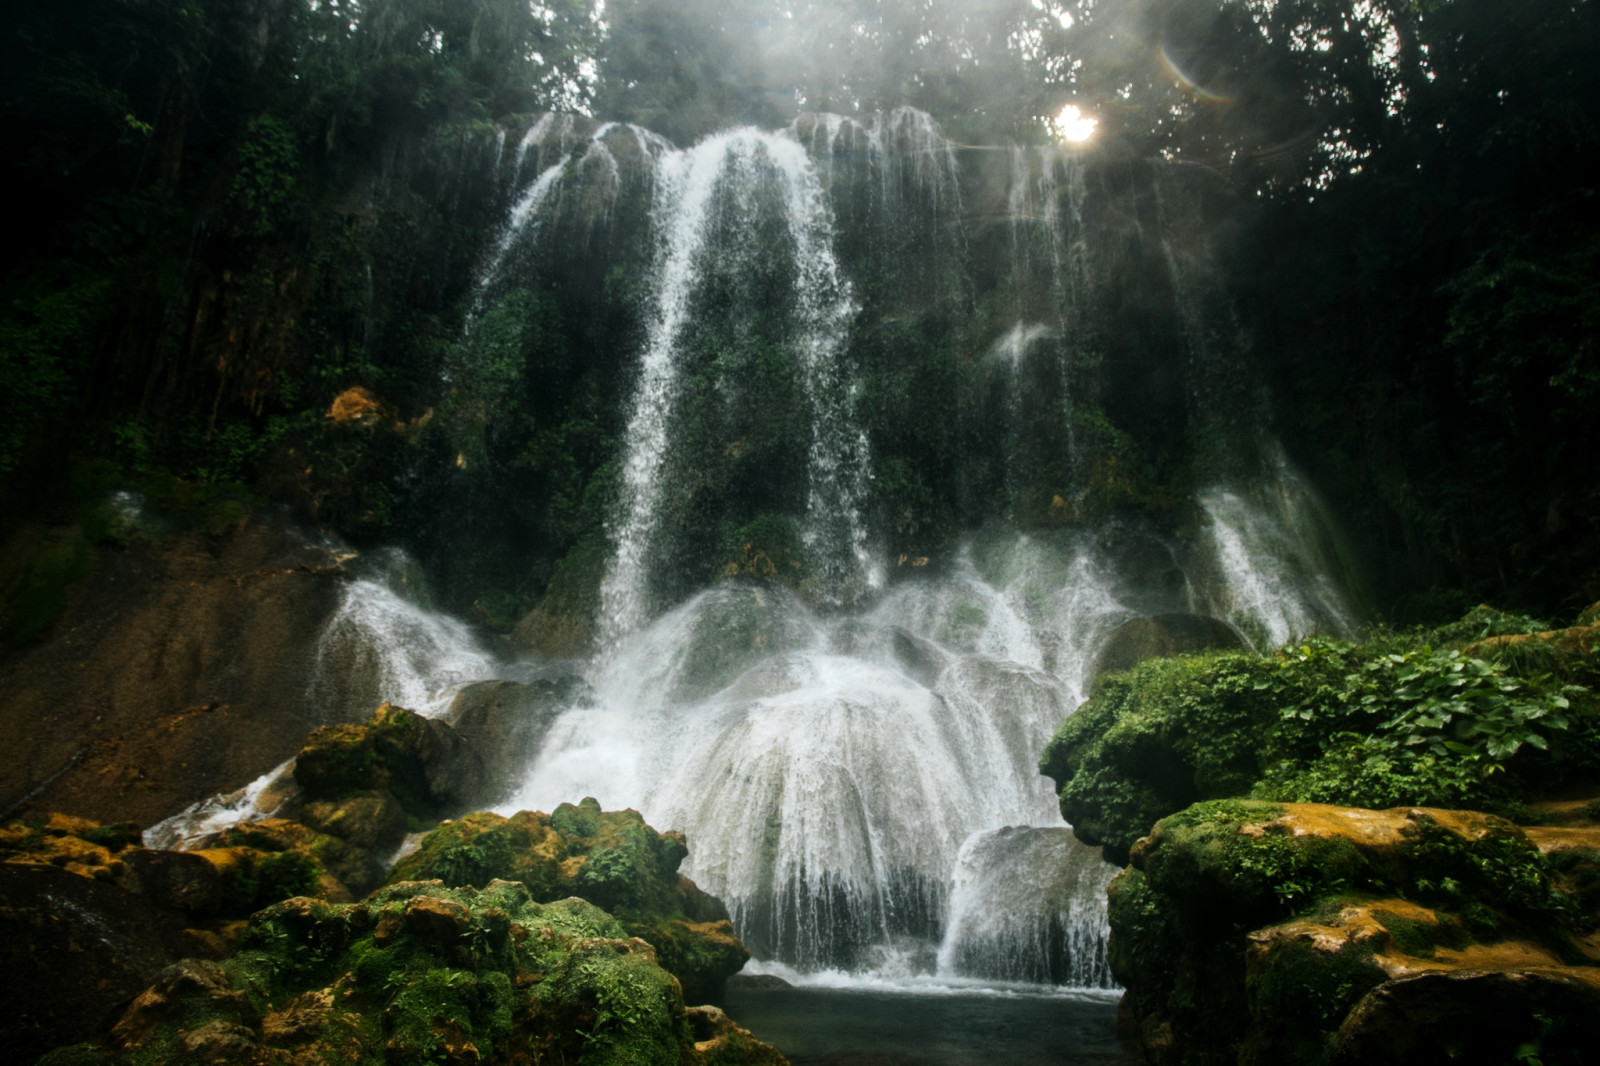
597, 128, 876, 645
149, 112, 1370, 992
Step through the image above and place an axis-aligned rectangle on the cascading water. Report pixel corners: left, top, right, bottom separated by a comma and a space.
146, 549, 497, 849
157, 110, 1369, 997
597, 126, 878, 643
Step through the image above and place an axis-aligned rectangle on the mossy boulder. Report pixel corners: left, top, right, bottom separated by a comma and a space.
40, 880, 786, 1066
389, 800, 751, 1002
1089, 613, 1245, 683
1042, 610, 1600, 866
1110, 799, 1600, 1066
293, 701, 486, 817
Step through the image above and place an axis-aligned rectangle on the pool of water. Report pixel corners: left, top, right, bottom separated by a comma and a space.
722, 984, 1137, 1066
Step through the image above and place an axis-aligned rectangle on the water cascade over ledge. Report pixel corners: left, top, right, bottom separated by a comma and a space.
154, 109, 1365, 992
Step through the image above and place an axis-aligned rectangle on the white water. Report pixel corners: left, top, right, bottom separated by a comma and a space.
597, 127, 878, 644
146, 553, 501, 849
145, 112, 1367, 993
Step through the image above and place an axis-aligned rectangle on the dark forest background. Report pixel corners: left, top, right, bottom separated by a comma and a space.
2, 0, 1596, 632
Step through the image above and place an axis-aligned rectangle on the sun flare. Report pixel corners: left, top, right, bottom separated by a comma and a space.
1051, 103, 1098, 143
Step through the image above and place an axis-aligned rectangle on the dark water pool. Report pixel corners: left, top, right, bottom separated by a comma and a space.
722, 984, 1138, 1066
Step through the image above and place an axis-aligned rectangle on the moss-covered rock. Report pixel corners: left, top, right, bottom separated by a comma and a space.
389, 800, 751, 1003
293, 701, 486, 817
1042, 608, 1600, 865
1089, 613, 1246, 683
39, 880, 786, 1066
1110, 799, 1600, 1066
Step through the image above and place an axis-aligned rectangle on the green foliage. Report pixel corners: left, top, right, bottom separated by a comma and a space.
229, 116, 302, 239
0, 268, 110, 475
1427, 605, 1553, 645
1285, 645, 1578, 765
1043, 606, 1600, 860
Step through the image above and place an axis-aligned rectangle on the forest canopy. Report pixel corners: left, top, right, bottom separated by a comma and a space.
2, 0, 1597, 621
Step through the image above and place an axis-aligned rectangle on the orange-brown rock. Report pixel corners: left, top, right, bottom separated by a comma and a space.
325, 385, 386, 426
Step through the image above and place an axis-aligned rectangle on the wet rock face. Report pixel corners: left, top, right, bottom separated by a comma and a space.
0, 516, 346, 828
1110, 800, 1600, 1066
390, 799, 751, 1003
38, 881, 787, 1066
446, 678, 580, 800
0, 853, 227, 1063
1088, 613, 1244, 682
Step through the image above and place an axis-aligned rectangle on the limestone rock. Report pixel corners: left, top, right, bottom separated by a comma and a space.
1089, 613, 1245, 682
389, 799, 751, 1003
446, 677, 580, 800
1110, 798, 1600, 1066
40, 880, 787, 1066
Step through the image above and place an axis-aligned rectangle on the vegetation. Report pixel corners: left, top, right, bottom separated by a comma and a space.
1, 0, 1596, 630
38, 881, 782, 1066
1042, 604, 1600, 862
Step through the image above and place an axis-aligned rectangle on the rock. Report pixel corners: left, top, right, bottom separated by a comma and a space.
389, 799, 752, 1003
117, 848, 226, 915
1330, 967, 1600, 1066
326, 385, 385, 426
0, 862, 199, 1063
1089, 613, 1245, 683
0, 515, 346, 828
687, 1004, 791, 1065
293, 702, 486, 817
42, 880, 787, 1066
297, 790, 408, 854
1109, 798, 1600, 1066
726, 973, 793, 991
510, 536, 608, 658
446, 677, 580, 800
208, 817, 378, 900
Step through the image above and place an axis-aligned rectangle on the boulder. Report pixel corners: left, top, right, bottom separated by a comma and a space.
38, 880, 787, 1066
446, 677, 581, 799
1089, 613, 1245, 683
389, 799, 751, 1003
1329, 966, 1600, 1065
293, 702, 486, 816
1109, 799, 1600, 1066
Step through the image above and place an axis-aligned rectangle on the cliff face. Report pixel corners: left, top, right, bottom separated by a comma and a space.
0, 514, 347, 827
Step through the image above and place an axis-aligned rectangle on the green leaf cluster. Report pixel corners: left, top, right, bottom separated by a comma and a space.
1042, 606, 1600, 861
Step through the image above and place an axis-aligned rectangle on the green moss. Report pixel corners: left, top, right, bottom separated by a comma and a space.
1251, 933, 1385, 1039
1372, 908, 1471, 958
1042, 611, 1600, 865
388, 804, 747, 1002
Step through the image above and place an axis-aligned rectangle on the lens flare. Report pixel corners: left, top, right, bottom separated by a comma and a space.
1051, 104, 1097, 143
